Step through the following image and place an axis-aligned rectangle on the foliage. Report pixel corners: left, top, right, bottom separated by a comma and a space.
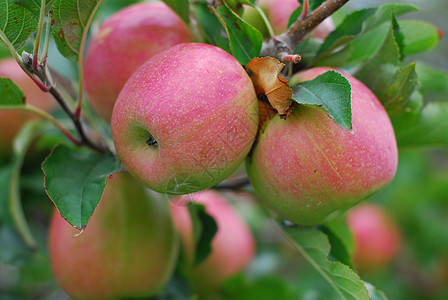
0, 0, 448, 299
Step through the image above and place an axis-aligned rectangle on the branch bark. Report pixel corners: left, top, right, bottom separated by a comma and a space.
261, 0, 350, 61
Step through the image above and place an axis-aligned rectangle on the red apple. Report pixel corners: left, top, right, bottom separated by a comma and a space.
0, 58, 55, 155
170, 190, 255, 295
84, 1, 192, 122
49, 172, 179, 299
111, 43, 259, 195
246, 67, 398, 226
347, 203, 402, 271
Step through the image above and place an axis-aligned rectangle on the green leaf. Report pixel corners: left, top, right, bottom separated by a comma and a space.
364, 3, 419, 30
162, 0, 189, 25
383, 63, 419, 116
13, 0, 56, 18
315, 3, 418, 66
399, 20, 440, 56
0, 0, 38, 51
191, 2, 230, 53
223, 274, 298, 300
321, 217, 355, 268
415, 62, 448, 95
364, 281, 388, 300
0, 78, 25, 106
188, 203, 218, 266
317, 8, 377, 56
282, 226, 370, 300
50, 0, 102, 62
291, 71, 352, 131
215, 2, 262, 65
393, 102, 448, 148
41, 144, 121, 229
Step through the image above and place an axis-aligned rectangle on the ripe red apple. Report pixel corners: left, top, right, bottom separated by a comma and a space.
170, 190, 255, 295
111, 43, 259, 195
0, 58, 55, 155
49, 172, 179, 300
84, 1, 192, 122
246, 67, 398, 226
347, 203, 402, 271
244, 0, 334, 39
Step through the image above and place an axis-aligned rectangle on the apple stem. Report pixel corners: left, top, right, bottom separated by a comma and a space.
260, 0, 350, 62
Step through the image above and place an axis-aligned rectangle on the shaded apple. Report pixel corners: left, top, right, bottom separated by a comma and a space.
347, 203, 402, 271
170, 190, 255, 295
84, 1, 192, 122
246, 67, 398, 226
0, 58, 55, 155
111, 43, 259, 195
49, 172, 179, 300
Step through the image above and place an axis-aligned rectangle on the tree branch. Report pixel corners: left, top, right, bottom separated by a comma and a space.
261, 0, 350, 61
213, 176, 250, 190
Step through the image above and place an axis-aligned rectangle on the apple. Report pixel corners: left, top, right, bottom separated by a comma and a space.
49, 172, 179, 300
0, 58, 55, 155
84, 1, 192, 122
111, 43, 259, 195
246, 67, 398, 226
170, 190, 255, 295
347, 203, 402, 271
243, 0, 335, 39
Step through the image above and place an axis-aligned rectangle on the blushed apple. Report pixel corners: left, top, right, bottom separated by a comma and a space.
49, 172, 179, 300
347, 203, 402, 271
0, 58, 55, 155
246, 67, 398, 226
170, 190, 255, 295
111, 43, 259, 195
84, 1, 192, 122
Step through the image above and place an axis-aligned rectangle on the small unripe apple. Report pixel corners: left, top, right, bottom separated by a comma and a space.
347, 203, 402, 271
170, 190, 255, 295
0, 58, 54, 155
111, 43, 259, 195
84, 1, 192, 122
246, 67, 398, 226
49, 172, 179, 300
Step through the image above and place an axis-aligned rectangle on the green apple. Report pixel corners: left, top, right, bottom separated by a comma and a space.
49, 172, 179, 299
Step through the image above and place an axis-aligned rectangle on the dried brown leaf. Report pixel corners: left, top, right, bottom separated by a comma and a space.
246, 57, 293, 119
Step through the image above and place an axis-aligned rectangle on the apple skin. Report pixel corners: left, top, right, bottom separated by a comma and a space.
347, 203, 401, 271
84, 1, 192, 122
0, 58, 54, 155
244, 0, 334, 39
49, 172, 179, 300
111, 43, 259, 195
170, 190, 255, 295
246, 67, 398, 226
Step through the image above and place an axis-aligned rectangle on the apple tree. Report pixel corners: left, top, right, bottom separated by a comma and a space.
0, 0, 447, 299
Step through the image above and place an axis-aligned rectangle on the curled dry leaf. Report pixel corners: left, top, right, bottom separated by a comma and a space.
246, 57, 293, 119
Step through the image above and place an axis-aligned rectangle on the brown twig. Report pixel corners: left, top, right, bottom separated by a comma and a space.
213, 176, 250, 190
261, 0, 350, 61
21, 52, 107, 153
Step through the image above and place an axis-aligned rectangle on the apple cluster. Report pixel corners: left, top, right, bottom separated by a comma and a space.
49, 1, 397, 298
83, 1, 397, 226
